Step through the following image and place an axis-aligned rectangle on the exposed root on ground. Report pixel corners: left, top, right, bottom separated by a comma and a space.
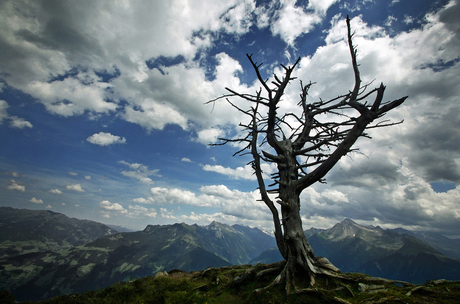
229, 257, 415, 303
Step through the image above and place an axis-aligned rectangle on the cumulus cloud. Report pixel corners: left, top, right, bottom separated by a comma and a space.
119, 160, 160, 184
49, 189, 62, 194
203, 164, 255, 180
181, 157, 192, 163
0, 100, 33, 128
255, 0, 337, 47
307, 0, 339, 15
1, 0, 460, 235
66, 184, 85, 192
160, 207, 177, 220
202, 163, 276, 180
30, 197, 43, 204
138, 184, 271, 225
132, 197, 154, 204
101, 203, 157, 220
9, 116, 33, 129
229, 4, 455, 235
122, 100, 188, 131
300, 10, 460, 187
149, 187, 205, 206
128, 205, 157, 218
194, 128, 226, 145
87, 132, 126, 146
99, 200, 127, 213
188, 2, 460, 235
0, 0, 258, 133
7, 180, 25, 192
27, 77, 116, 117
294, 153, 460, 236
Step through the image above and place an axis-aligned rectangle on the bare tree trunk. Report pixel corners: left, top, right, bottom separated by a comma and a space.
276, 144, 339, 291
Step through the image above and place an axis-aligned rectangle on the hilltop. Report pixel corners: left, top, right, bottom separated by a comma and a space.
2, 263, 459, 304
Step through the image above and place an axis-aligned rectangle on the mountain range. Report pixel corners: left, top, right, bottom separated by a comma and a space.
0, 208, 274, 301
1, 207, 460, 301
252, 218, 460, 284
0, 207, 117, 258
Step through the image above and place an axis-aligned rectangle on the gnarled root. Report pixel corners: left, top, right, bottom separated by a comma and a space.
253, 255, 349, 294
231, 261, 285, 288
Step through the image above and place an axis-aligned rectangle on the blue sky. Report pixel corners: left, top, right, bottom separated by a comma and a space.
1, 0, 460, 236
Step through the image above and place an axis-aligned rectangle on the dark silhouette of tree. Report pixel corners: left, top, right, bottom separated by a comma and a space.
208, 16, 407, 292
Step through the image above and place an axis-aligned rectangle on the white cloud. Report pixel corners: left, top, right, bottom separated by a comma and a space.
199, 184, 235, 199
85, 176, 91, 180
132, 197, 154, 204
149, 187, 205, 206
194, 128, 226, 145
0, 100, 7, 123
122, 100, 188, 131
30, 197, 43, 204
9, 116, 33, 129
299, 159, 460, 236
202, 162, 275, 180
119, 160, 160, 184
384, 15, 397, 27
128, 205, 157, 218
46, 205, 52, 209
203, 164, 255, 180
307, 0, 339, 15
0, 100, 32, 128
0, 0, 259, 132
49, 189, 63, 194
143, 184, 271, 224
160, 207, 176, 220
0, 0, 459, 235
87, 132, 126, 146
219, 1, 255, 35
99, 200, 127, 213
68, 172, 78, 176
403, 15, 414, 25
181, 157, 192, 163
7, 180, 25, 192
268, 0, 325, 46
66, 184, 85, 192
27, 77, 116, 117
321, 189, 349, 203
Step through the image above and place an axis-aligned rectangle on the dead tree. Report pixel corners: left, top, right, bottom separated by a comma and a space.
207, 16, 407, 292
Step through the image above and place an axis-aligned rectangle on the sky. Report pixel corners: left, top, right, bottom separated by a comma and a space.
1, 0, 459, 237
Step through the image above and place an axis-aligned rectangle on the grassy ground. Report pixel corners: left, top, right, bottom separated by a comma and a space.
2, 264, 460, 303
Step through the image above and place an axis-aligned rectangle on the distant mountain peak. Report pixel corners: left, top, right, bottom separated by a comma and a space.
208, 220, 224, 227
326, 218, 375, 241
340, 218, 358, 225
207, 221, 231, 231
209, 220, 219, 226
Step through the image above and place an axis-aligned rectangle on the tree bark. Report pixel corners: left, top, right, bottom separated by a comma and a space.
276, 141, 339, 291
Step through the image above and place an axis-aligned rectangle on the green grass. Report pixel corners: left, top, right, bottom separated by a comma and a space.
2, 265, 460, 304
